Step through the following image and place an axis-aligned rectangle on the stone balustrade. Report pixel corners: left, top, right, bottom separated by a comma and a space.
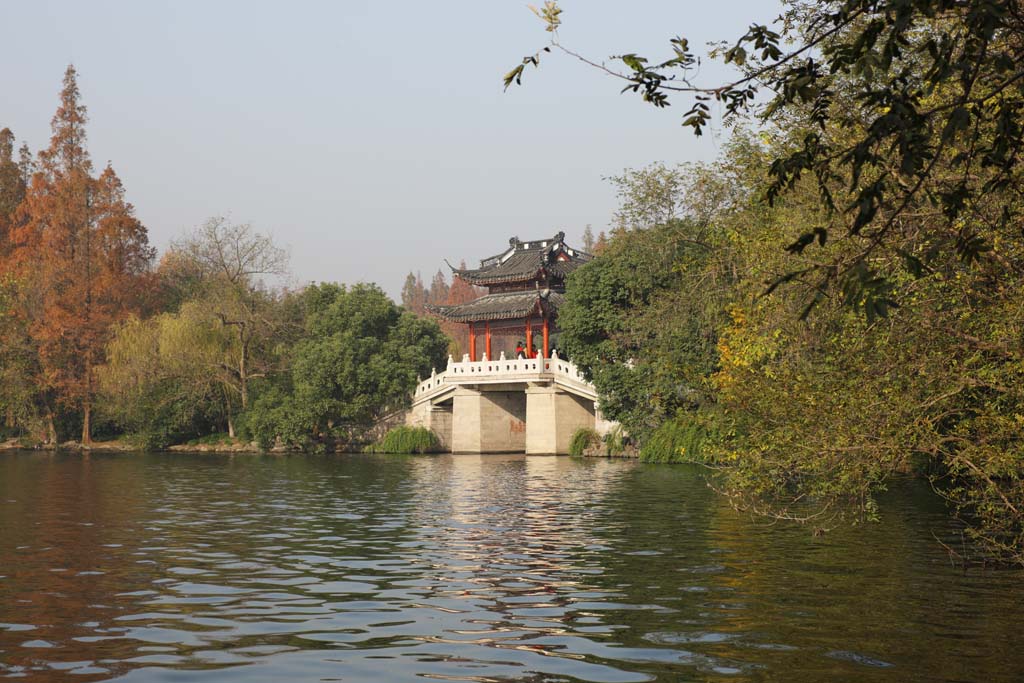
413, 351, 595, 403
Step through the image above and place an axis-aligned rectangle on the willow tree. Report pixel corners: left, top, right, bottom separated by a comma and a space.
100, 302, 241, 447
170, 217, 288, 412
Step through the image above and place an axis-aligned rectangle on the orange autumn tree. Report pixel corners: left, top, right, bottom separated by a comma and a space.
437, 262, 483, 358
13, 66, 154, 445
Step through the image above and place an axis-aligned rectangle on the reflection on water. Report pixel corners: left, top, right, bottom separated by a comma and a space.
0, 452, 1021, 682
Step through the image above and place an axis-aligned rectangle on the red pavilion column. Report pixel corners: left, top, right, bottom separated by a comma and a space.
469, 322, 476, 361
542, 316, 550, 359
525, 316, 533, 359
485, 321, 492, 360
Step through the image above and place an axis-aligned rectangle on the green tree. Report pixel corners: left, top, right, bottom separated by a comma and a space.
0, 276, 43, 437
508, 0, 1024, 318
248, 283, 448, 451
99, 302, 243, 447
560, 197, 731, 439
0, 128, 25, 258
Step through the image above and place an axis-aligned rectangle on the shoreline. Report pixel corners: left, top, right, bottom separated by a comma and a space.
0, 438, 266, 454
0, 439, 638, 457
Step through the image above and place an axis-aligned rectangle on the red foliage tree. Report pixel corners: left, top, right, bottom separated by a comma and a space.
427, 269, 449, 307
400, 271, 428, 316
11, 66, 154, 445
437, 261, 484, 358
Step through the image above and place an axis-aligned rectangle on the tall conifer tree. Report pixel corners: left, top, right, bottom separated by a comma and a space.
428, 269, 449, 307
17, 66, 154, 445
581, 224, 595, 253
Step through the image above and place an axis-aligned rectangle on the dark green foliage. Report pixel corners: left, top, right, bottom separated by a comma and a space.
247, 384, 304, 451
247, 283, 449, 451
546, 115, 1024, 563
500, 0, 1024, 566
509, 0, 1024, 321
366, 426, 441, 454
568, 427, 601, 456
0, 128, 25, 228
558, 219, 724, 440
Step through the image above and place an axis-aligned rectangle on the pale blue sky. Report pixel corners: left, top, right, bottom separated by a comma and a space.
1, 1, 781, 296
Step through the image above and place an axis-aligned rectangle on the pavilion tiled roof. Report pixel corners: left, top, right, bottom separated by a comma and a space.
451, 232, 592, 286
428, 290, 565, 323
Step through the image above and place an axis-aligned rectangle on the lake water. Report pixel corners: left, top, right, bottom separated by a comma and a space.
0, 452, 1021, 682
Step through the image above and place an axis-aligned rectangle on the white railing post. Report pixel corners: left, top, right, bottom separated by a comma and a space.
413, 353, 597, 404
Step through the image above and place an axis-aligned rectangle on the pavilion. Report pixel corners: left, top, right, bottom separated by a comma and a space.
428, 232, 592, 360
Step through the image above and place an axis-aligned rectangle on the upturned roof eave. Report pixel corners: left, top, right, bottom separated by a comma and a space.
451, 266, 546, 286
426, 291, 565, 323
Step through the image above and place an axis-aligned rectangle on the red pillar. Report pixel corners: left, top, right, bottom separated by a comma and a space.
525, 317, 533, 359
485, 321, 492, 360
469, 322, 476, 361
543, 316, 550, 359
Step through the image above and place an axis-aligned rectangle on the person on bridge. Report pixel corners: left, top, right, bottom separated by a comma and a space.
515, 341, 525, 359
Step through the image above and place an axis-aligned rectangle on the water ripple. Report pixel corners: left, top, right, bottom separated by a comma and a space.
0, 452, 1022, 682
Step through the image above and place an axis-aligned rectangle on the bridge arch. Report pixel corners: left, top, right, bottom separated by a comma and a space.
407, 353, 614, 454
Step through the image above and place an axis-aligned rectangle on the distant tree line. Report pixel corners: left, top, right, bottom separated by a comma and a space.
399, 266, 484, 358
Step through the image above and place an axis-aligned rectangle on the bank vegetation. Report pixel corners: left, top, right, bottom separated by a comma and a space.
0, 67, 448, 453
529, 0, 1024, 565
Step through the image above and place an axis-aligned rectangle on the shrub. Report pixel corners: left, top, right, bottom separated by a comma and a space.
366, 426, 441, 454
640, 415, 711, 463
569, 427, 602, 456
129, 428, 175, 451
604, 424, 627, 457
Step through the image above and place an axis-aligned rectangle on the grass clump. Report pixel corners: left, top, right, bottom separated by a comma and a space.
569, 427, 602, 456
640, 415, 711, 463
603, 424, 627, 456
366, 426, 441, 454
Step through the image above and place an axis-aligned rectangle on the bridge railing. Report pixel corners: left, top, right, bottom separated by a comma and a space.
412, 351, 595, 402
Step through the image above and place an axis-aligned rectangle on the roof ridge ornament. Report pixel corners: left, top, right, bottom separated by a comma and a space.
440, 233, 591, 287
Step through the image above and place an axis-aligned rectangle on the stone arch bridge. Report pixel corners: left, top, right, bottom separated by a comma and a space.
406, 352, 613, 454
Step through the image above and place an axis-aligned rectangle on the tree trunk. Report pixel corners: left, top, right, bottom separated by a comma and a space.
239, 333, 249, 410
81, 403, 92, 448
46, 411, 57, 444
224, 388, 236, 439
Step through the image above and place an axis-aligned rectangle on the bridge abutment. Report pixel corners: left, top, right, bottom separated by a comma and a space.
408, 402, 453, 451
525, 384, 597, 454
451, 387, 527, 454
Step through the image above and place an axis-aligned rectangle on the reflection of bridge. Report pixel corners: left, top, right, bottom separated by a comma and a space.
406, 352, 612, 454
